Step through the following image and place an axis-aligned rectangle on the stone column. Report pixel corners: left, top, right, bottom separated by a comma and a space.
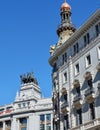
3, 121, 5, 130
11, 118, 17, 130
17, 119, 20, 130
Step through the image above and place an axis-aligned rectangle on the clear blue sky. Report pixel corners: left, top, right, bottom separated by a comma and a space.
0, 0, 99, 106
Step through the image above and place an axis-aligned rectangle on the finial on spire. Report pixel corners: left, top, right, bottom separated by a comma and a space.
64, 0, 66, 2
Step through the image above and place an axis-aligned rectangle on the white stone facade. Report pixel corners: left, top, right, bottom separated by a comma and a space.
0, 73, 53, 130
49, 1, 100, 130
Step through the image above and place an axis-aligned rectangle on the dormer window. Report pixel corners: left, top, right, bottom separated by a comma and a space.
95, 23, 100, 37
84, 33, 90, 46
73, 42, 79, 55
62, 52, 67, 65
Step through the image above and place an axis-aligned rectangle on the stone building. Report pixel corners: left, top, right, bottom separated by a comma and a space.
49, 1, 100, 130
0, 72, 53, 130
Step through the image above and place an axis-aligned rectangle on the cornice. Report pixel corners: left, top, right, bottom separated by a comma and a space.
49, 9, 100, 66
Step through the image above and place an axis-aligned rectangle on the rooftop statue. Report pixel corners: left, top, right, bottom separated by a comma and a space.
20, 72, 38, 85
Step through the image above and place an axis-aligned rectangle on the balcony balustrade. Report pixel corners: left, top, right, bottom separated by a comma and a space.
61, 101, 69, 114
84, 87, 95, 103
73, 95, 82, 109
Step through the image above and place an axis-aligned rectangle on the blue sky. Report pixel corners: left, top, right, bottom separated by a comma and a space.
0, 0, 99, 106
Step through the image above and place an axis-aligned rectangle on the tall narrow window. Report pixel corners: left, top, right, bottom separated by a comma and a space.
76, 109, 82, 125
87, 33, 90, 44
98, 46, 100, 59
76, 87, 80, 95
87, 79, 93, 88
84, 33, 90, 46
63, 72, 67, 83
89, 102, 95, 120
75, 63, 79, 75
64, 93, 67, 101
5, 121, 11, 130
62, 52, 67, 65
86, 54, 91, 67
46, 114, 51, 130
40, 115, 45, 130
64, 114, 69, 130
73, 43, 79, 55
19, 118, 27, 130
95, 24, 100, 37
0, 122, 3, 130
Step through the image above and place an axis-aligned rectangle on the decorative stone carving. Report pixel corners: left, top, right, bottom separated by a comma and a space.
20, 72, 38, 85
84, 71, 92, 80
73, 79, 80, 88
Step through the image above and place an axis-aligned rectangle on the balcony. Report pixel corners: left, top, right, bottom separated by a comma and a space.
73, 95, 82, 109
84, 72, 92, 80
96, 63, 100, 72
61, 101, 69, 114
84, 87, 95, 103
73, 79, 80, 88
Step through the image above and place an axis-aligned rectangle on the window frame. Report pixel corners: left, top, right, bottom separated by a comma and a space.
74, 63, 80, 76
85, 54, 91, 68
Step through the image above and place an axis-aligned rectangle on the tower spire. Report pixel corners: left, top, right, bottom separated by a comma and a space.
56, 0, 76, 44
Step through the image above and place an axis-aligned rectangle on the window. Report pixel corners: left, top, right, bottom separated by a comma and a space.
40, 115, 51, 130
86, 54, 91, 67
0, 122, 3, 129
63, 72, 67, 83
84, 33, 90, 46
97, 46, 100, 59
40, 115, 45, 122
75, 63, 79, 75
73, 42, 79, 55
46, 114, 51, 130
64, 93, 67, 101
62, 52, 67, 65
63, 114, 69, 130
95, 23, 100, 37
19, 118, 27, 130
18, 104, 21, 108
76, 87, 80, 95
40, 115, 45, 130
5, 121, 11, 130
89, 102, 95, 120
87, 79, 93, 88
76, 109, 82, 125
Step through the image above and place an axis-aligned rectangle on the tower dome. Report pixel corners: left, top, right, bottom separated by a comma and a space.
61, 1, 71, 11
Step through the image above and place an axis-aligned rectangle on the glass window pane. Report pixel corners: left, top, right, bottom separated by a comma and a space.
46, 114, 51, 121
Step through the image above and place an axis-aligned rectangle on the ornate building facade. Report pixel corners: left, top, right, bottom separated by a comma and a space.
49, 1, 100, 130
0, 72, 53, 130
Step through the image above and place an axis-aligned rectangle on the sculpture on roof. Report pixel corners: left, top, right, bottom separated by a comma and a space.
20, 72, 38, 85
